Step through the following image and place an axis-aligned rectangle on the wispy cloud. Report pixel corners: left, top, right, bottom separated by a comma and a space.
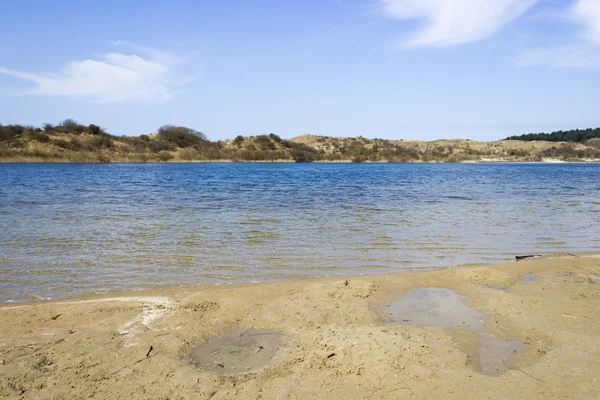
379, 0, 537, 47
518, 44, 600, 68
0, 42, 195, 103
572, 0, 600, 44
519, 0, 600, 68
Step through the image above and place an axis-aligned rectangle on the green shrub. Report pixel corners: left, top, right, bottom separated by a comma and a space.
87, 135, 113, 150
158, 125, 207, 147
58, 119, 86, 134
232, 135, 245, 146
25, 131, 51, 143
157, 150, 174, 161
0, 125, 25, 142
586, 138, 600, 149
86, 124, 105, 136
148, 140, 176, 152
179, 147, 200, 160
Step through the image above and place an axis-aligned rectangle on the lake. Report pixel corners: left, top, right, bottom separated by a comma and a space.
1, 163, 599, 302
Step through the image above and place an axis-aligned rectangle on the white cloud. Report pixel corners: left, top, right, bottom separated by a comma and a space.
571, 0, 600, 44
0, 42, 194, 103
519, 0, 600, 68
380, 0, 537, 47
518, 44, 600, 68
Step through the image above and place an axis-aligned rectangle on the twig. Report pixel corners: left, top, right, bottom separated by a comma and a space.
514, 368, 548, 385
108, 351, 158, 376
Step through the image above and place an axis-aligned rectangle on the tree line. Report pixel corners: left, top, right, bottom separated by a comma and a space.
505, 127, 600, 143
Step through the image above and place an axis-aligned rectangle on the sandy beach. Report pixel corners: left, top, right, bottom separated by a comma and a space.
1, 254, 599, 399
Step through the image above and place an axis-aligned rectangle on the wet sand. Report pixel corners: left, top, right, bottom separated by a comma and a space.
0, 254, 599, 399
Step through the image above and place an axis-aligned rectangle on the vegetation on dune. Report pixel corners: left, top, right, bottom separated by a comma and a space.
2, 121, 600, 163
505, 127, 600, 143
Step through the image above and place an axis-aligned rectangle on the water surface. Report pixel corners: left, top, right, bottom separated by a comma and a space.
1, 163, 599, 302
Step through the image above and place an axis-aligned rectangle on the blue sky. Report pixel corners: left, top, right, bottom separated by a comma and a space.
1, 0, 599, 141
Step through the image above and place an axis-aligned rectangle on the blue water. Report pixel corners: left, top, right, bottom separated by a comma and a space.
1, 163, 599, 302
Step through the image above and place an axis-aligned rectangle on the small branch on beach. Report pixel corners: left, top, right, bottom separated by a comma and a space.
514, 368, 548, 385
515, 255, 542, 261
108, 350, 158, 377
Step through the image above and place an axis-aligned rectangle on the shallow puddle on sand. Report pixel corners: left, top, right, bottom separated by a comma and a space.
522, 275, 541, 282
385, 288, 525, 375
487, 285, 508, 291
190, 330, 283, 374
385, 288, 486, 330
478, 333, 527, 374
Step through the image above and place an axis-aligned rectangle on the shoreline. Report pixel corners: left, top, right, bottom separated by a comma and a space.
0, 252, 592, 306
2, 159, 600, 164
1, 254, 599, 399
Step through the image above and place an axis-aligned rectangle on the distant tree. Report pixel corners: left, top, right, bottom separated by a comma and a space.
505, 127, 600, 143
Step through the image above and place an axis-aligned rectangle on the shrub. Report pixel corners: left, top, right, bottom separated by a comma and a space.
232, 135, 245, 146
158, 125, 207, 147
148, 140, 176, 152
586, 138, 600, 149
58, 119, 86, 134
87, 135, 113, 150
53, 137, 83, 151
0, 125, 25, 142
86, 124, 105, 136
157, 150, 174, 161
25, 131, 51, 143
179, 147, 200, 160
255, 135, 276, 150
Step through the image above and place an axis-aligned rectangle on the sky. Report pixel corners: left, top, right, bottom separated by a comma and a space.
0, 0, 599, 141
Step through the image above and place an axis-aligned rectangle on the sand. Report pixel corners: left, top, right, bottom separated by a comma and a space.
1, 254, 599, 399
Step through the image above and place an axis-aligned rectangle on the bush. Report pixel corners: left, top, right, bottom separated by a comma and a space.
157, 150, 174, 161
586, 138, 600, 149
148, 140, 176, 152
255, 135, 276, 150
58, 119, 86, 134
232, 135, 245, 146
87, 135, 113, 150
0, 125, 25, 142
158, 125, 207, 147
53, 137, 83, 151
86, 124, 105, 136
269, 133, 282, 143
179, 147, 200, 160
24, 131, 51, 143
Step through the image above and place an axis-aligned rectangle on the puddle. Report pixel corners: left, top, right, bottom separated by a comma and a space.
385, 288, 486, 330
487, 285, 508, 291
190, 330, 283, 374
478, 333, 527, 374
385, 288, 526, 375
522, 275, 541, 282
